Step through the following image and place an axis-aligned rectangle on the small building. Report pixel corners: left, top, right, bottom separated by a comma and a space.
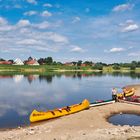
81, 64, 87, 67
13, 58, 24, 65
0, 60, 12, 65
64, 62, 74, 66
24, 59, 39, 65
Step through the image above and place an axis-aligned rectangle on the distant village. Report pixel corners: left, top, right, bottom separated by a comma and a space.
0, 57, 95, 67
1, 57, 140, 71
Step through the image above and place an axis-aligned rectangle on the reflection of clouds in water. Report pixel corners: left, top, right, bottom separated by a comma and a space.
0, 73, 140, 128
48, 90, 66, 103
72, 84, 80, 92
0, 103, 29, 116
0, 104, 12, 117
13, 75, 24, 83
0, 78, 68, 117
16, 108, 29, 116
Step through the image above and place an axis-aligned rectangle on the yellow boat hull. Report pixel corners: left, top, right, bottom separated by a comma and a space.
117, 88, 135, 98
30, 99, 90, 122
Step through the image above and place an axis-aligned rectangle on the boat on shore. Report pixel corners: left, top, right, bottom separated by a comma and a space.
119, 95, 140, 105
90, 99, 115, 107
116, 88, 135, 99
30, 99, 90, 123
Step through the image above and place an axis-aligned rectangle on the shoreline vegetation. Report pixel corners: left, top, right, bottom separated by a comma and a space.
1, 57, 140, 73
1, 65, 140, 73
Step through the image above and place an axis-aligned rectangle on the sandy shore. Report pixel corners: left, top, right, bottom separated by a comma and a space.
1, 84, 140, 140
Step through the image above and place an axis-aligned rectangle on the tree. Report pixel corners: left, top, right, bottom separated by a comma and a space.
72, 61, 77, 66
113, 64, 120, 70
38, 58, 45, 65
130, 61, 137, 70
28, 56, 33, 61
77, 60, 82, 66
130, 63, 136, 70
57, 62, 62, 65
137, 61, 140, 67
0, 58, 5, 61
45, 57, 53, 65
8, 59, 14, 63
93, 62, 103, 70
83, 61, 93, 66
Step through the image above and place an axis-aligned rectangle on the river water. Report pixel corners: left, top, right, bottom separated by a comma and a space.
0, 72, 140, 128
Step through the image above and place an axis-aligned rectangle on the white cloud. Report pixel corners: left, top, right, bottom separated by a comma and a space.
0, 17, 69, 54
109, 47, 125, 53
43, 3, 52, 7
26, 0, 37, 5
0, 17, 8, 25
126, 19, 134, 24
46, 32, 69, 43
72, 17, 80, 23
34, 21, 50, 29
0, 25, 13, 32
112, 3, 133, 12
24, 11, 38, 16
122, 24, 139, 32
16, 39, 39, 46
41, 10, 52, 17
70, 46, 85, 53
0, 17, 14, 32
17, 19, 31, 27
128, 52, 140, 56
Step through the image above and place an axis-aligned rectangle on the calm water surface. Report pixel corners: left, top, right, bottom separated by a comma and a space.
0, 72, 140, 128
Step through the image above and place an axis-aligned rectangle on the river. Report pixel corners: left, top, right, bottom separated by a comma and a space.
0, 72, 140, 128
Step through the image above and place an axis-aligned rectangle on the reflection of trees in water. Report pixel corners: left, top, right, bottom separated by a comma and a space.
2, 71, 140, 84
24, 75, 39, 84
64, 72, 82, 79
55, 73, 62, 79
63, 72, 104, 78
39, 75, 54, 84
107, 72, 140, 79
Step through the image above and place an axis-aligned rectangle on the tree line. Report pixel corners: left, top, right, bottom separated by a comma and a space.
0, 57, 140, 70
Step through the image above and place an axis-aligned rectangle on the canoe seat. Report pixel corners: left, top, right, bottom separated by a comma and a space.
63, 106, 71, 112
50, 111, 55, 115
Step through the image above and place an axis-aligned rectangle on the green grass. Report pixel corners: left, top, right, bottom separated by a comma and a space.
1, 65, 140, 73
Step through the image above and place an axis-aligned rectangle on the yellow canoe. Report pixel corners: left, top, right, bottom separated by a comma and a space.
117, 88, 135, 98
30, 99, 90, 123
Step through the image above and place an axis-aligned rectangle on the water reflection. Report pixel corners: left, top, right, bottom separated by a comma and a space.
0, 72, 140, 84
0, 72, 140, 128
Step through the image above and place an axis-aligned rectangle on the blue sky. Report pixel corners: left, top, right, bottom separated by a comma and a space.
0, 0, 140, 63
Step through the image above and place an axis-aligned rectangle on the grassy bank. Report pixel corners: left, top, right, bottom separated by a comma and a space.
0, 65, 98, 72
1, 65, 140, 73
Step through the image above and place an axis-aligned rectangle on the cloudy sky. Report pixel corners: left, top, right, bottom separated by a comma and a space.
0, 0, 140, 63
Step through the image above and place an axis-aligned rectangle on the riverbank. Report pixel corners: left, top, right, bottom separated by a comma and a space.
1, 64, 140, 73
1, 84, 140, 140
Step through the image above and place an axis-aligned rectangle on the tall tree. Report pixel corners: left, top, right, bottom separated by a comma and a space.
45, 57, 53, 65
77, 60, 82, 66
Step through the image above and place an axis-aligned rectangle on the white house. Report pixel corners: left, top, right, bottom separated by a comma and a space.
13, 58, 24, 65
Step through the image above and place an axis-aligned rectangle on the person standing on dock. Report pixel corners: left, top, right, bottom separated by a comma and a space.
112, 88, 117, 101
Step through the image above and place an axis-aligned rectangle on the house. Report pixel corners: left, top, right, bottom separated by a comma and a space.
13, 58, 24, 65
24, 59, 39, 65
64, 62, 74, 66
81, 63, 87, 67
0, 60, 12, 65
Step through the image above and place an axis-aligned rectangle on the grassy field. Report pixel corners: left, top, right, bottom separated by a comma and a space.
0, 65, 140, 73
0, 64, 95, 73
